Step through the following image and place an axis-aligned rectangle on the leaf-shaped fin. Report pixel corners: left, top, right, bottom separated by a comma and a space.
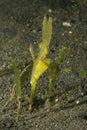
29, 59, 50, 108
44, 58, 50, 67
30, 59, 50, 87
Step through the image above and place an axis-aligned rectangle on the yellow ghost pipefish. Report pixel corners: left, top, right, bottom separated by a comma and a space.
29, 16, 52, 109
